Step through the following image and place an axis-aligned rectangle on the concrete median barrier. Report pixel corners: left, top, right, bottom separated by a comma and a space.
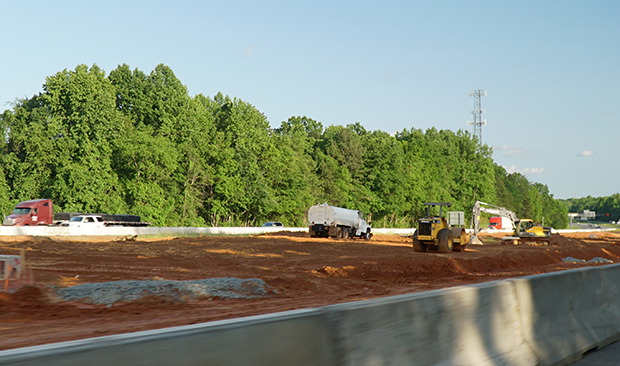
513, 266, 620, 365
0, 226, 309, 237
0, 226, 605, 238
323, 281, 537, 365
0, 309, 335, 366
0, 226, 419, 237
2, 265, 620, 365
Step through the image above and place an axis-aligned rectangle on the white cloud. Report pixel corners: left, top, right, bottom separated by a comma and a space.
522, 167, 545, 174
578, 150, 594, 157
502, 165, 544, 175
494, 144, 529, 157
504, 165, 517, 174
243, 46, 255, 57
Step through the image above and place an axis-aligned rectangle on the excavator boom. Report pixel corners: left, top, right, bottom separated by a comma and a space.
470, 201, 519, 244
469, 201, 553, 245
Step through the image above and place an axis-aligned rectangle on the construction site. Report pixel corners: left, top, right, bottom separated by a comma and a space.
1, 230, 619, 351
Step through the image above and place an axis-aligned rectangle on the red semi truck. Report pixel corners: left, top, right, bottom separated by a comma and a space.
488, 216, 514, 230
2, 199, 150, 227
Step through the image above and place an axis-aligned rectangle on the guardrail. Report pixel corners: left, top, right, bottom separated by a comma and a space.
1, 264, 620, 365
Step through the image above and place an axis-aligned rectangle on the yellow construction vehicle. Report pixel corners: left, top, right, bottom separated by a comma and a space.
469, 201, 552, 245
413, 202, 469, 253
506, 218, 552, 245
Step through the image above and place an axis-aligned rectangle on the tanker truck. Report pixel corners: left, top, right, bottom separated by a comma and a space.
307, 203, 372, 240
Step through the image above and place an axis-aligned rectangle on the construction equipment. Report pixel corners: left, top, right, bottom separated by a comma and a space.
413, 202, 469, 253
307, 203, 372, 239
470, 201, 552, 245
507, 218, 553, 245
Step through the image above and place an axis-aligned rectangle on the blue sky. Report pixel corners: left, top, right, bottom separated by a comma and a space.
1, 0, 618, 200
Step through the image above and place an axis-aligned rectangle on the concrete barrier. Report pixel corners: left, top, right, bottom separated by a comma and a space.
372, 228, 415, 235
3, 264, 620, 365
513, 266, 620, 365
1, 225, 611, 238
323, 281, 537, 365
0, 225, 419, 237
0, 309, 335, 366
0, 226, 308, 237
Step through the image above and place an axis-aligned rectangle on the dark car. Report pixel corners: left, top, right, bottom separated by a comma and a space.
261, 221, 283, 227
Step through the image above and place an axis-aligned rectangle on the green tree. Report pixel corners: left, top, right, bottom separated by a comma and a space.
203, 93, 275, 225
361, 130, 406, 226
1, 65, 126, 214
112, 123, 179, 225
0, 165, 12, 217
40, 64, 126, 213
0, 63, 574, 229
268, 116, 322, 225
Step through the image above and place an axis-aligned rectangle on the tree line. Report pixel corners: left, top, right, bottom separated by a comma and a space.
562, 194, 620, 223
0, 64, 569, 228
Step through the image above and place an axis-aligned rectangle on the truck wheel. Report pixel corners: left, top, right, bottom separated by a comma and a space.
412, 233, 427, 252
437, 228, 454, 253
342, 229, 349, 239
363, 231, 371, 240
336, 227, 342, 239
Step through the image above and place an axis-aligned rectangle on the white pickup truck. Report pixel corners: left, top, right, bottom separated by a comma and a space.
61, 215, 106, 228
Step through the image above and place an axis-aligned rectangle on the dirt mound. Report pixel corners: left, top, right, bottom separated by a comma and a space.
0, 286, 87, 320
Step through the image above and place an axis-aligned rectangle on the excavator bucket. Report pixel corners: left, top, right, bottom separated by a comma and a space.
469, 234, 483, 245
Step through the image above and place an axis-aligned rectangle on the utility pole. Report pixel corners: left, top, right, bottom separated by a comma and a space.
467, 89, 487, 142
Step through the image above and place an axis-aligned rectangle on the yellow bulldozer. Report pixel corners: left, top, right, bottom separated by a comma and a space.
412, 202, 470, 253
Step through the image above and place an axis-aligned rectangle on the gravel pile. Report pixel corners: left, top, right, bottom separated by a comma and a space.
562, 256, 613, 264
55, 278, 272, 305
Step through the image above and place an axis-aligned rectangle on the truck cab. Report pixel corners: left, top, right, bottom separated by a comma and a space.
488, 217, 501, 230
2, 199, 54, 226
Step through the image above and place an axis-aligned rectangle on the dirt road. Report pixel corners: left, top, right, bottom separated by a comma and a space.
0, 231, 619, 350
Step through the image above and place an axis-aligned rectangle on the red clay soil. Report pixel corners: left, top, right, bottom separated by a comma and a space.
0, 231, 619, 350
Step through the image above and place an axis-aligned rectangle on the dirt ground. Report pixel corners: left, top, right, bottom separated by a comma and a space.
1, 230, 620, 351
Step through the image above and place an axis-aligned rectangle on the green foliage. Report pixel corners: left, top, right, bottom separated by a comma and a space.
562, 194, 620, 223
0, 165, 13, 216
0, 63, 574, 228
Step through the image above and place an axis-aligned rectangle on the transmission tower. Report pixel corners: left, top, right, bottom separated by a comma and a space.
467, 89, 487, 142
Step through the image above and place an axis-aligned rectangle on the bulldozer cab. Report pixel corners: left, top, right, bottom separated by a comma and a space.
517, 219, 534, 234
515, 219, 550, 237
423, 202, 451, 220
417, 202, 450, 236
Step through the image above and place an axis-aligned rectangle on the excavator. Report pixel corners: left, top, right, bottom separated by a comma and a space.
470, 201, 552, 245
